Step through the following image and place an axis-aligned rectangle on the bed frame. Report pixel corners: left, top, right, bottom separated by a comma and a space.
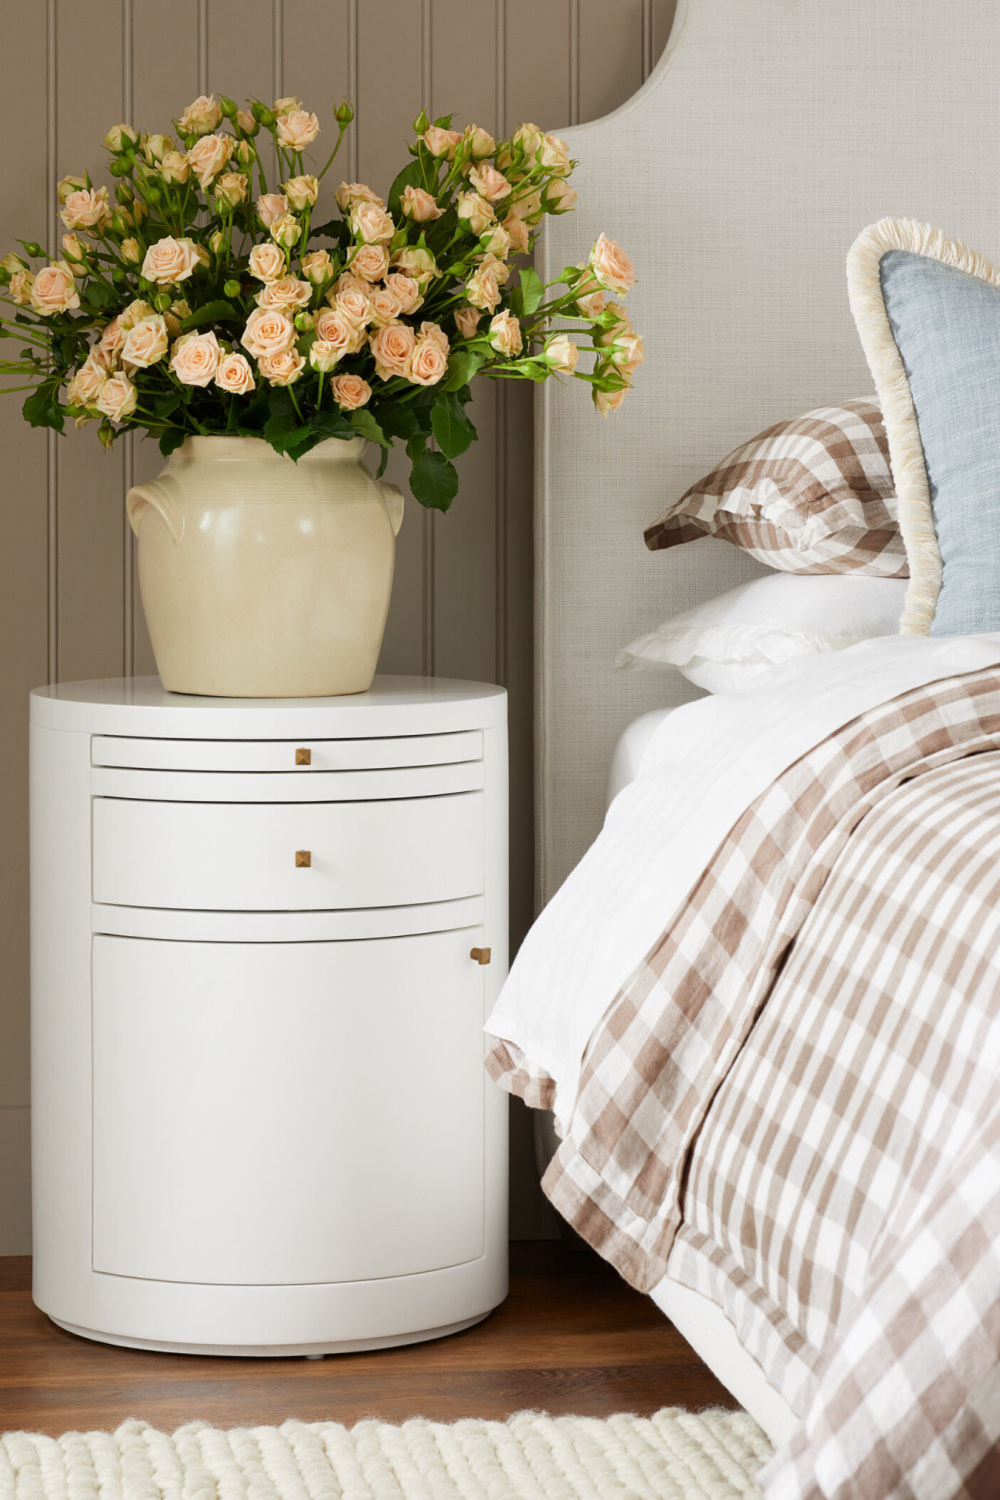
536, 0, 1000, 904
535, 0, 1000, 1439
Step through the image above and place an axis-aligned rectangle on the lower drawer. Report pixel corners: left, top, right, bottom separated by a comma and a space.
92, 793, 484, 910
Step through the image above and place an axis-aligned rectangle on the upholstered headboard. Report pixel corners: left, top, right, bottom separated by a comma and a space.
535, 0, 1000, 903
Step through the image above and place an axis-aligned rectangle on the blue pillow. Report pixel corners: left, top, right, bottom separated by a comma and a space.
848, 220, 1000, 635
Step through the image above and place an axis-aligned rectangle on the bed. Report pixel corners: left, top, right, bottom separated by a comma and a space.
485, 3, 1000, 1495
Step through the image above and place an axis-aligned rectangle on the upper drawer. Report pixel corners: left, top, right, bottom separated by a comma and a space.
92, 793, 484, 911
91, 731, 482, 773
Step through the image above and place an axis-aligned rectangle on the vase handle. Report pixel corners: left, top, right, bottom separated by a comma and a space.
380, 481, 404, 537
126, 479, 184, 545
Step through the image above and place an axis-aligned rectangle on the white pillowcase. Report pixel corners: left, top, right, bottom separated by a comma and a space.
616, 573, 908, 693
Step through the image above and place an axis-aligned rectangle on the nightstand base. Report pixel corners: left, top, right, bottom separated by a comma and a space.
50, 1311, 491, 1358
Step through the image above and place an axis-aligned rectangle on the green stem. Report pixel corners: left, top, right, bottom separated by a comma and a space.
315, 121, 350, 182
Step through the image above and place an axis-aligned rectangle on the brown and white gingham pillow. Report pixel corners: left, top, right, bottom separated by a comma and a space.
644, 398, 907, 577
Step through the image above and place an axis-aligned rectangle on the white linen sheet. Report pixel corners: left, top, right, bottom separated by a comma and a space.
487, 631, 1000, 1127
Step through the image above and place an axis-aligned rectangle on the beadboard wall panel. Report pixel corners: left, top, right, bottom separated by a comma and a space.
0, 0, 674, 1252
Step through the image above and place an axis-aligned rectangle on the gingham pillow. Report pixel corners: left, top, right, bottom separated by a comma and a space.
644, 398, 907, 577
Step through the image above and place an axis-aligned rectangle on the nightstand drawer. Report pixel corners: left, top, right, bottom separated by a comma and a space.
93, 793, 484, 910
92, 731, 482, 772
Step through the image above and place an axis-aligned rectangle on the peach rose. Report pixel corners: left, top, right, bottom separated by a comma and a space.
8, 270, 34, 306
468, 163, 511, 202
61, 233, 85, 264
368, 286, 401, 327
574, 265, 606, 318
122, 314, 169, 369
120, 237, 140, 264
589, 233, 635, 294
350, 202, 395, 244
481, 225, 511, 257
141, 236, 200, 286
510, 187, 543, 224
390, 246, 437, 285
314, 306, 364, 357
269, 213, 301, 250
29, 263, 79, 315
544, 334, 579, 372
187, 133, 234, 190
385, 272, 422, 315
335, 284, 373, 327
400, 186, 443, 222
214, 171, 248, 209
257, 193, 289, 228
98, 314, 126, 358
331, 373, 372, 410
65, 351, 110, 407
370, 320, 415, 381
501, 214, 530, 254
409, 336, 448, 387
510, 122, 543, 162
236, 109, 256, 135
56, 174, 87, 205
423, 126, 461, 158
488, 309, 522, 357
122, 299, 156, 328
258, 347, 305, 385
456, 191, 495, 237
300, 249, 332, 285
284, 174, 319, 210
540, 132, 571, 175
159, 150, 190, 185
171, 330, 221, 386
308, 341, 339, 373
595, 380, 630, 417
463, 124, 496, 158
544, 179, 576, 214
95, 372, 137, 422
454, 306, 481, 340
417, 321, 449, 355
241, 306, 296, 358
332, 272, 369, 296
335, 182, 385, 212
60, 187, 112, 232
276, 110, 320, 150
215, 352, 256, 394
465, 263, 501, 313
256, 275, 312, 310
179, 95, 221, 136
349, 244, 390, 282
142, 132, 172, 163
273, 96, 301, 118
248, 243, 286, 283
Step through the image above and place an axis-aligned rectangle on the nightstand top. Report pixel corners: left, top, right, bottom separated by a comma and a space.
30, 674, 507, 737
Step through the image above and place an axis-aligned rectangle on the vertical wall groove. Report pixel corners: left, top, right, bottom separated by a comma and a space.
122, 0, 134, 676
642, 0, 654, 78
569, 0, 580, 125
46, 0, 58, 683
348, 0, 359, 180
197, 0, 207, 95
272, 0, 283, 102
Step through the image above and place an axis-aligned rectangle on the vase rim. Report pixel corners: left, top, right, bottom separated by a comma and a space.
174, 434, 367, 461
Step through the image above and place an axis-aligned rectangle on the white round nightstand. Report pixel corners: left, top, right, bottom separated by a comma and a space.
29, 675, 508, 1356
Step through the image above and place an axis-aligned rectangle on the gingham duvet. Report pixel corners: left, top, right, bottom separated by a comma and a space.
486, 635, 1000, 1500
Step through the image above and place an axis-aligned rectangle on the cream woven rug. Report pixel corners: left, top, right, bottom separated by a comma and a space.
0, 1411, 773, 1500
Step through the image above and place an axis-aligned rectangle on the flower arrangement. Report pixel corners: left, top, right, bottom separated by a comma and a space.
0, 94, 642, 511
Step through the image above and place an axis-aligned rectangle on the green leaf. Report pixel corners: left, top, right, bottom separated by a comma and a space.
375, 446, 390, 479
349, 408, 388, 447
262, 387, 297, 448
180, 299, 241, 331
158, 428, 186, 458
311, 410, 354, 442
441, 347, 487, 393
377, 400, 422, 443
518, 266, 544, 316
409, 448, 458, 512
153, 390, 182, 419
22, 385, 64, 432
81, 279, 118, 312
430, 390, 476, 460
386, 159, 425, 221
282, 424, 320, 462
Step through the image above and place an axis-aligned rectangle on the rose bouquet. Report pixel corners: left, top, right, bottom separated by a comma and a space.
0, 93, 642, 511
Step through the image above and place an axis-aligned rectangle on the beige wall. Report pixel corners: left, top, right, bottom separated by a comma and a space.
0, 0, 675, 1252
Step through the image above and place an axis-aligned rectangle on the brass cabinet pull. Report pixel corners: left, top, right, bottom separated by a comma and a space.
295, 748, 312, 766
470, 947, 491, 965
295, 850, 312, 868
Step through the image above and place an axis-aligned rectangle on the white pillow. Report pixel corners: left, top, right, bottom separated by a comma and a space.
616, 573, 908, 693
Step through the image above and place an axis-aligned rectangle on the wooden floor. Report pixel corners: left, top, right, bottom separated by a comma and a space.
0, 1243, 736, 1435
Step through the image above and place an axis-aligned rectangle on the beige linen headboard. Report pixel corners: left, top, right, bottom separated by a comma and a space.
535, 0, 1000, 904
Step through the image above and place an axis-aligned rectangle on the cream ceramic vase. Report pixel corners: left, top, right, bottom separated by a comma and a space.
126, 435, 403, 698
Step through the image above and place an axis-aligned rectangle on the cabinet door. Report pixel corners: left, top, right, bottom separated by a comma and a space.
92, 933, 486, 1285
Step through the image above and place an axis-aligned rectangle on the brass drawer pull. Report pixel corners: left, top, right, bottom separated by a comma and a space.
470, 947, 491, 965
295, 850, 312, 868
295, 748, 312, 766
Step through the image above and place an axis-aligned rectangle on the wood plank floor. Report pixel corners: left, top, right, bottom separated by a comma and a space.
0, 1243, 737, 1434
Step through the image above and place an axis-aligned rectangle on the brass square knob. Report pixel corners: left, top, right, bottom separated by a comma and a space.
295, 850, 312, 868
470, 947, 491, 965
295, 748, 312, 766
